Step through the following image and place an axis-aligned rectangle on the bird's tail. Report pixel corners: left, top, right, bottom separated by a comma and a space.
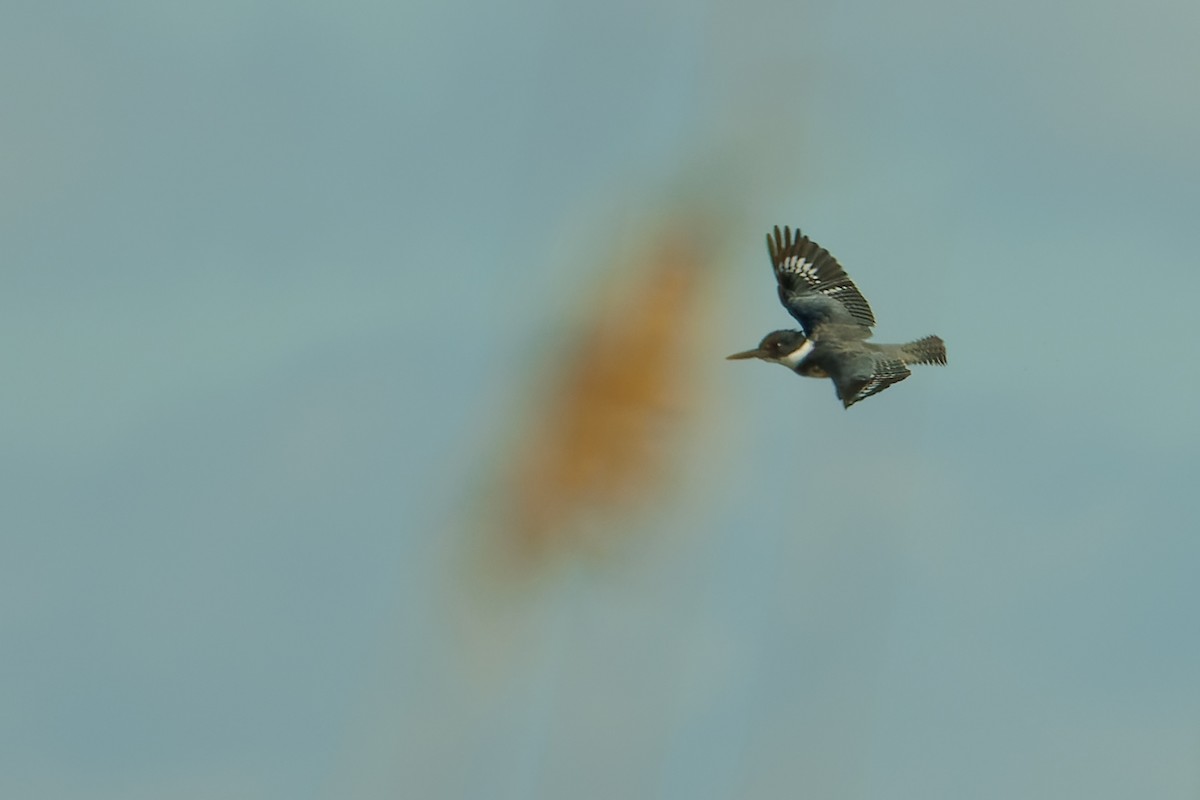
901, 335, 947, 366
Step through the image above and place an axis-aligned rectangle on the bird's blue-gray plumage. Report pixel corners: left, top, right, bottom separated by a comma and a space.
729, 225, 947, 408
769, 225, 876, 337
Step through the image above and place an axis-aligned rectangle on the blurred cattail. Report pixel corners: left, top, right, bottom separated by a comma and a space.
501, 219, 718, 555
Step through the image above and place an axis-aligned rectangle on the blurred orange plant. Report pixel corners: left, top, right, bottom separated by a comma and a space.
506, 222, 714, 554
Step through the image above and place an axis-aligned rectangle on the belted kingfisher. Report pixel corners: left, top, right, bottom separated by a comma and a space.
728, 225, 946, 408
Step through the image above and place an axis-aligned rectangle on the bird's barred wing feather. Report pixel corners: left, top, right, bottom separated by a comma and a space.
768, 225, 875, 337
832, 354, 911, 409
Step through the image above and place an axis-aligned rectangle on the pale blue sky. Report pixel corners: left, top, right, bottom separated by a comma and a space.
4, 1, 1198, 798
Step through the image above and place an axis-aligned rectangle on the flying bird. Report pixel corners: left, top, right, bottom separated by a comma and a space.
728, 225, 946, 408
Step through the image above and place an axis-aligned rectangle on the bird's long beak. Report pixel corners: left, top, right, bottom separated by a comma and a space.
726, 347, 764, 361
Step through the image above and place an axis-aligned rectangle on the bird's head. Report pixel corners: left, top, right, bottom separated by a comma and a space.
726, 329, 813, 369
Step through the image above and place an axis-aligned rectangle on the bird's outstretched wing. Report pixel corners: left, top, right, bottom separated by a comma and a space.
830, 352, 911, 409
768, 225, 875, 338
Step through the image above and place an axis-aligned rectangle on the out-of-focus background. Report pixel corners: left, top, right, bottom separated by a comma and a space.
5, 1, 1199, 798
